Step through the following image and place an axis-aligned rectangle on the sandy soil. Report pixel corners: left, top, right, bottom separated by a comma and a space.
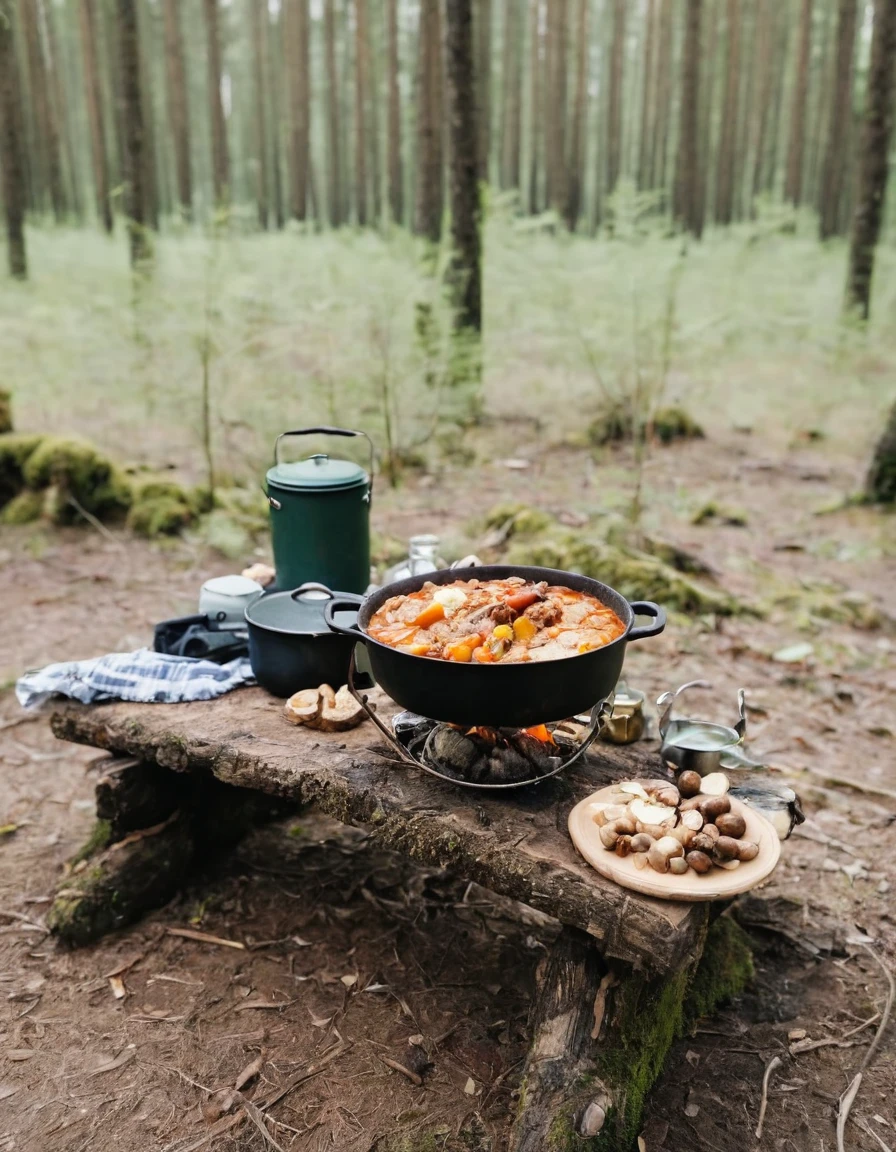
1, 430, 894, 1151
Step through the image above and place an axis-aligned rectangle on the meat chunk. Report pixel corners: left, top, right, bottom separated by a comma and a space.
524, 599, 563, 628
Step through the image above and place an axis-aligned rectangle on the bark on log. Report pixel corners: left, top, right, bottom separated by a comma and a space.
94, 755, 184, 839
50, 691, 704, 973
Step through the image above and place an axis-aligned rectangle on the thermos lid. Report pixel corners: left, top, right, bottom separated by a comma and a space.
266, 453, 369, 493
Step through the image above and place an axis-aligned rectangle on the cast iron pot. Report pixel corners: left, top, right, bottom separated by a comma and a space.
324, 565, 665, 728
245, 582, 363, 698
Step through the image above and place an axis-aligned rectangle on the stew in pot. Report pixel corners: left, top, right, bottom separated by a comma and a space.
367, 577, 626, 664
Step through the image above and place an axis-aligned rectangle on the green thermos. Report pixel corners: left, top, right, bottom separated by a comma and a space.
266, 427, 373, 594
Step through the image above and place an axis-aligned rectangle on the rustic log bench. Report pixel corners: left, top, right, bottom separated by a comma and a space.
48, 687, 754, 1152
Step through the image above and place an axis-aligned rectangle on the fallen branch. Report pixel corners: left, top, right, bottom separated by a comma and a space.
755, 1055, 782, 1140
0, 909, 46, 932
836, 946, 895, 1152
853, 1115, 894, 1152
258, 1042, 349, 1111
166, 927, 245, 950
380, 1056, 423, 1086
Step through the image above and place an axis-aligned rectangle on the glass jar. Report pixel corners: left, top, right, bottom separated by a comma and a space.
383, 534, 446, 584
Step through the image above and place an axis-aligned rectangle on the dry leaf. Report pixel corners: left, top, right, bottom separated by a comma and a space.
234, 1053, 265, 1092
89, 1049, 135, 1076
464, 1077, 476, 1095
5, 1050, 35, 1061
0, 1084, 19, 1099
108, 975, 126, 1000
291, 936, 312, 947
308, 1011, 333, 1029
340, 974, 358, 988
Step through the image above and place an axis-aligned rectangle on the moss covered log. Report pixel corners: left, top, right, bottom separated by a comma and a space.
511, 915, 754, 1152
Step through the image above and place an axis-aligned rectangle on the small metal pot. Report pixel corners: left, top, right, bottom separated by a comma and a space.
245, 583, 363, 698
199, 575, 263, 629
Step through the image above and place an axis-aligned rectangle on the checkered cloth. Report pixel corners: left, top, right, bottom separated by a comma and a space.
16, 649, 254, 709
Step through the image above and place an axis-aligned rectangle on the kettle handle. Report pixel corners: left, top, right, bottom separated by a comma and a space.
274, 427, 375, 500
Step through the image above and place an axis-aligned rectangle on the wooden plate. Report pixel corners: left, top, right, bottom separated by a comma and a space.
568, 785, 781, 902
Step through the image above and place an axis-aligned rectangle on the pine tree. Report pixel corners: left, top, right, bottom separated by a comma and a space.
251, 0, 269, 227
0, 0, 28, 276
354, 0, 369, 225
118, 0, 151, 263
527, 0, 542, 212
203, 0, 230, 207
676, 0, 703, 236
324, 0, 343, 226
285, 0, 310, 221
386, 0, 402, 223
565, 0, 589, 229
819, 0, 858, 239
606, 0, 626, 197
715, 0, 741, 223
22, 0, 65, 218
445, 0, 481, 334
414, 0, 443, 240
162, 0, 190, 218
846, 0, 896, 318
785, 0, 813, 204
475, 0, 492, 180
638, 0, 657, 189
500, 0, 522, 189
79, 0, 114, 231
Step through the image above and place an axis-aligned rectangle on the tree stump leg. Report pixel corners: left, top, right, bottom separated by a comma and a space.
510, 915, 754, 1151
49, 757, 298, 945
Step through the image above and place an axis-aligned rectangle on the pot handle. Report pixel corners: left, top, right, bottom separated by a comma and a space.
627, 602, 666, 642
323, 595, 366, 640
274, 427, 375, 493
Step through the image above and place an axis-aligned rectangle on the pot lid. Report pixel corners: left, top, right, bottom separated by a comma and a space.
266, 453, 369, 492
246, 585, 356, 635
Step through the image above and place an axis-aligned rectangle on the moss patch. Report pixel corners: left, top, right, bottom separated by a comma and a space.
482, 501, 553, 539
866, 398, 896, 503
0, 433, 43, 507
0, 488, 44, 525
0, 389, 12, 435
652, 406, 704, 444
22, 436, 131, 524
127, 494, 194, 537
684, 915, 754, 1027
587, 402, 634, 447
70, 819, 113, 866
507, 534, 746, 616
691, 500, 749, 527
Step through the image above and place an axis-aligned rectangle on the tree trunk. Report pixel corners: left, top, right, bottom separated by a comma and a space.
137, 0, 158, 230
250, 0, 269, 228
527, 0, 542, 213
270, 3, 285, 228
715, 0, 740, 223
45, 0, 81, 221
475, 0, 491, 180
118, 0, 150, 264
764, 1, 791, 195
819, 0, 858, 239
638, 0, 657, 189
564, 0, 589, 229
0, 1, 28, 277
386, 0, 402, 223
845, 0, 896, 319
500, 0, 522, 189
445, 0, 481, 333
203, 0, 229, 208
544, 0, 567, 212
696, 0, 719, 226
365, 0, 381, 224
414, 0, 443, 241
807, 0, 833, 209
731, 0, 755, 219
325, 0, 343, 226
676, 0, 703, 237
867, 397, 896, 502
22, 0, 65, 219
161, 0, 191, 219
79, 0, 113, 232
651, 0, 674, 198
354, 0, 369, 225
785, 0, 813, 204
606, 0, 626, 198
749, 0, 774, 203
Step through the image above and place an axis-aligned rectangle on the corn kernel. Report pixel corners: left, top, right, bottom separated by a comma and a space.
512, 615, 538, 641
492, 624, 514, 641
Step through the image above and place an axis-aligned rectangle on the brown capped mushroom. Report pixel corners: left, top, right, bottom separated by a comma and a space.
284, 688, 323, 726
635, 822, 669, 839
642, 780, 681, 808
712, 836, 740, 862
677, 770, 703, 799
646, 844, 671, 873
685, 850, 713, 874
629, 833, 654, 853
599, 817, 637, 850
592, 803, 630, 828
679, 796, 704, 812
669, 857, 689, 875
668, 824, 696, 849
736, 840, 760, 862
715, 812, 747, 839
615, 835, 633, 857
699, 795, 732, 822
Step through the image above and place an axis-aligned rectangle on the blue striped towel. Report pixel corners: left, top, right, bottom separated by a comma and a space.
16, 649, 254, 709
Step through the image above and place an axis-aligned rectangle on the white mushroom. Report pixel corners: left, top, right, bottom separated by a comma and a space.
700, 772, 730, 797
619, 781, 650, 800
629, 798, 677, 828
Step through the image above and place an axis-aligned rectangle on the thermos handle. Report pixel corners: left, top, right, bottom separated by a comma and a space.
274, 427, 376, 503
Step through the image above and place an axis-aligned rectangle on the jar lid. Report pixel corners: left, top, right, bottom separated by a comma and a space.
266, 453, 369, 492
202, 575, 264, 598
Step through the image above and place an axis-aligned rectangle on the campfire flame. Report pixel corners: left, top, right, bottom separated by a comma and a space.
456, 723, 556, 747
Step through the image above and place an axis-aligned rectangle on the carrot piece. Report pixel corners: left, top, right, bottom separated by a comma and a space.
412, 602, 445, 628
505, 587, 541, 613
472, 646, 493, 663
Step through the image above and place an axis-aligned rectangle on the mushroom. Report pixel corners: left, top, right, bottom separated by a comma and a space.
736, 840, 760, 862
647, 836, 683, 873
700, 772, 730, 797
715, 812, 747, 839
646, 844, 671, 873
314, 685, 366, 732
284, 688, 323, 726
629, 798, 677, 828
717, 859, 741, 870
629, 833, 654, 853
669, 857, 689, 876
642, 780, 681, 808
599, 817, 637, 850
592, 803, 631, 827
699, 795, 732, 822
632, 852, 649, 871
619, 781, 650, 801
668, 824, 696, 849
677, 770, 703, 799
635, 821, 670, 840
654, 836, 685, 859
615, 835, 634, 857
685, 850, 713, 874
690, 832, 716, 855
680, 809, 704, 831
712, 836, 740, 862
679, 796, 704, 812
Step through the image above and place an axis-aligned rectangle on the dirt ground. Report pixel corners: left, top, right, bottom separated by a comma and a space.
1, 429, 894, 1152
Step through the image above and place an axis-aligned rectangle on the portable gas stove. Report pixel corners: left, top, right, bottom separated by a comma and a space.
346, 653, 613, 790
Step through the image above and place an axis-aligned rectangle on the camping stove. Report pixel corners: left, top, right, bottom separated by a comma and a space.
346, 653, 612, 790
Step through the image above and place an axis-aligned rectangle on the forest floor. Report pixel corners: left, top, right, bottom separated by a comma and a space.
1, 424, 895, 1152
1, 223, 896, 1151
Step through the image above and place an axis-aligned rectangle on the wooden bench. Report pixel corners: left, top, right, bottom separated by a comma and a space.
49, 687, 754, 1152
